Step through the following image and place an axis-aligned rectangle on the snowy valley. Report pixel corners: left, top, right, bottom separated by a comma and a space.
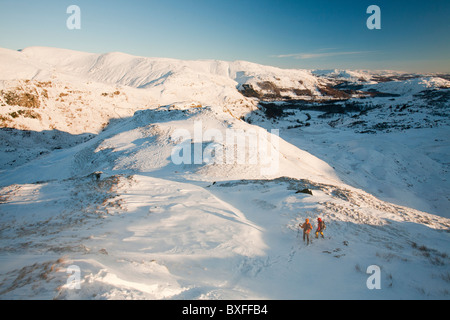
0, 47, 449, 300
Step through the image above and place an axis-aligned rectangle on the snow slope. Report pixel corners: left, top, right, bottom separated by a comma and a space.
1, 106, 449, 300
363, 77, 450, 96
0, 46, 327, 128
0, 47, 449, 300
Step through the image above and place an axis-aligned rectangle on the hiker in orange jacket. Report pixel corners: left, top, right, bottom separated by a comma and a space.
300, 218, 313, 245
315, 217, 326, 239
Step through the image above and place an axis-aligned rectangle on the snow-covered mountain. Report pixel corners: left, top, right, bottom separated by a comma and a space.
0, 47, 449, 300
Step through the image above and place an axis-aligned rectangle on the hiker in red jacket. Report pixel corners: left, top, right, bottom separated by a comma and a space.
300, 218, 313, 245
315, 217, 326, 239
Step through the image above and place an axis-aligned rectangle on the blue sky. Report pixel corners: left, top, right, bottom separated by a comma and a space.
0, 0, 449, 72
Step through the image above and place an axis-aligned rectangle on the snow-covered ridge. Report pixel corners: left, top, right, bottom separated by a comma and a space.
15, 46, 319, 88
2, 46, 320, 110
363, 76, 450, 96
1, 46, 449, 135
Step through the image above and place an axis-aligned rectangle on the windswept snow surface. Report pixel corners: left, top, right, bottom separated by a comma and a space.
0, 47, 449, 300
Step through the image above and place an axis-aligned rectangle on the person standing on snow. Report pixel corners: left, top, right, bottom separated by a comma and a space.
300, 218, 313, 245
315, 217, 326, 239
